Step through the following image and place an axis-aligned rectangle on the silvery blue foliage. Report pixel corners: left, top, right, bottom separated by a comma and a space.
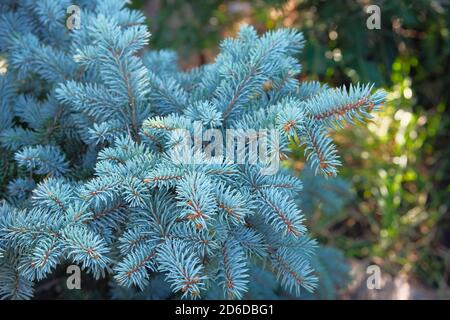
0, 0, 385, 299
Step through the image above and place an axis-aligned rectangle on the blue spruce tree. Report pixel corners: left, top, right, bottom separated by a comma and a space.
0, 0, 385, 299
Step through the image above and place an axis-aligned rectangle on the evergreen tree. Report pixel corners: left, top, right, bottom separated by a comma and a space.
0, 0, 385, 299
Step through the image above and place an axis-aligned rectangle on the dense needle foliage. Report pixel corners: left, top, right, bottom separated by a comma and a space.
0, 0, 384, 299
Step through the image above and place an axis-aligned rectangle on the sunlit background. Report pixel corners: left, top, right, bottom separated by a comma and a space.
128, 0, 450, 299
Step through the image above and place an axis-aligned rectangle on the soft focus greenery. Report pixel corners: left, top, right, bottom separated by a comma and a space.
133, 0, 449, 294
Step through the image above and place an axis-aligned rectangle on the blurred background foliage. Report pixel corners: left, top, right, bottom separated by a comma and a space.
129, 0, 450, 297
